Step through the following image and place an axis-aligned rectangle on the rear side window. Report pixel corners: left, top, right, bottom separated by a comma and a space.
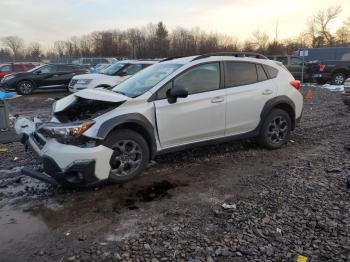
263, 65, 278, 79
256, 64, 268, 81
225, 62, 257, 87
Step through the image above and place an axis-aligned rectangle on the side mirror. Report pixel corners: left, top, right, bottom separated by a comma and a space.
35, 70, 42, 75
166, 85, 188, 104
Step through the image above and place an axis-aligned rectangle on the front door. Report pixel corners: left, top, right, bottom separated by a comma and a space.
35, 65, 59, 87
154, 62, 226, 149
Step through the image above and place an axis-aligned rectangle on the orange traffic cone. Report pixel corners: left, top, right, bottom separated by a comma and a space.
305, 89, 313, 101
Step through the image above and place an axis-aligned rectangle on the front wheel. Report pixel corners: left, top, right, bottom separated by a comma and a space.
104, 129, 150, 183
258, 109, 291, 149
16, 80, 34, 95
331, 73, 346, 85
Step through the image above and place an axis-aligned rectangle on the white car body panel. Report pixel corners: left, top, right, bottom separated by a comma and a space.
225, 79, 277, 135
154, 89, 226, 148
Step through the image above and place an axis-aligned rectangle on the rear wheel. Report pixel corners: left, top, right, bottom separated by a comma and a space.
104, 129, 150, 183
258, 109, 291, 149
16, 80, 34, 95
331, 73, 346, 85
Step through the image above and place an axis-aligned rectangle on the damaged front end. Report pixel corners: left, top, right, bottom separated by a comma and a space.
16, 89, 127, 187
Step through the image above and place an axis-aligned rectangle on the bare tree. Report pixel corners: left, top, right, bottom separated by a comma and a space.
1, 36, 24, 61
26, 42, 42, 61
250, 30, 269, 52
53, 40, 66, 57
310, 6, 342, 46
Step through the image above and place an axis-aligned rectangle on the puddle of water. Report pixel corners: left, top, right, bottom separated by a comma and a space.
112, 180, 178, 213
0, 205, 48, 253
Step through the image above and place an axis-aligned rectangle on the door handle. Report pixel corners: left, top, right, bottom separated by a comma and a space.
211, 96, 225, 103
262, 89, 273, 95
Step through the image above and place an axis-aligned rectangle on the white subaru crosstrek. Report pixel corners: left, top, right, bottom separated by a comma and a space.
68, 60, 157, 92
16, 52, 303, 187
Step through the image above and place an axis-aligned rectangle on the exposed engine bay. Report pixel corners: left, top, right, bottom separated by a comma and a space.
54, 97, 124, 123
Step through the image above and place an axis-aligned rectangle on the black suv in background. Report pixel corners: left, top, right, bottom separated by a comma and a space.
1, 64, 88, 95
267, 55, 306, 81
307, 59, 350, 85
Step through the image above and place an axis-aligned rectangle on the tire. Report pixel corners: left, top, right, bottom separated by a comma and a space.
103, 129, 150, 183
16, 80, 35, 95
331, 73, 346, 85
257, 109, 292, 149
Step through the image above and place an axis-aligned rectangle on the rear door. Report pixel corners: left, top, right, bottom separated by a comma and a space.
225, 62, 277, 135
54, 65, 78, 86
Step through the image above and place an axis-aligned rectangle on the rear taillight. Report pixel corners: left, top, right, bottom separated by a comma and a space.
290, 80, 301, 90
319, 64, 326, 72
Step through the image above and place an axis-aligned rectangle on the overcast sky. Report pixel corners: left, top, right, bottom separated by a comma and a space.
0, 0, 349, 48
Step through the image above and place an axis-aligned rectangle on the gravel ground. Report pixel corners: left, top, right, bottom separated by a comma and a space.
0, 87, 350, 261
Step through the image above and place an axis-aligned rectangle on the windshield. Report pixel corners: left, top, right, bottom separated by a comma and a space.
113, 63, 182, 97
100, 63, 126, 76
28, 64, 44, 73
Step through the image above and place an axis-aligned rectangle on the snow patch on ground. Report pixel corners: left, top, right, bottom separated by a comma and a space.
320, 84, 344, 92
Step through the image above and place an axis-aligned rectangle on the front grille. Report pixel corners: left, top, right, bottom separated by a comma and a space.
69, 79, 78, 87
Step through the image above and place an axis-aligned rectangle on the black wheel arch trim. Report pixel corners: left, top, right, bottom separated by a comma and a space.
260, 95, 296, 130
96, 113, 157, 158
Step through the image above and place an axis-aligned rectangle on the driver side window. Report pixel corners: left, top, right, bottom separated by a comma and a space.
174, 63, 220, 95
40, 65, 56, 73
156, 63, 220, 100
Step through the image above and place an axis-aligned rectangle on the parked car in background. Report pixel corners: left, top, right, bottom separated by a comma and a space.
1, 64, 88, 95
68, 60, 157, 92
0, 63, 39, 80
17, 52, 303, 186
296, 46, 350, 62
341, 78, 350, 107
307, 59, 350, 85
267, 55, 306, 81
90, 63, 111, 73
72, 57, 118, 67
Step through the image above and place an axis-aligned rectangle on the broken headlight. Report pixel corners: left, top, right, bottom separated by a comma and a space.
38, 120, 95, 139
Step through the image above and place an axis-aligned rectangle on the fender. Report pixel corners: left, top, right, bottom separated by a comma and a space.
260, 95, 296, 130
331, 66, 349, 75
96, 113, 157, 158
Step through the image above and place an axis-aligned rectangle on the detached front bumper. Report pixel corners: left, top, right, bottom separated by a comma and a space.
21, 131, 113, 187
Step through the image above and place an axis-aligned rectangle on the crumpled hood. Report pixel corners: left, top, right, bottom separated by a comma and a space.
74, 88, 129, 102
54, 88, 129, 113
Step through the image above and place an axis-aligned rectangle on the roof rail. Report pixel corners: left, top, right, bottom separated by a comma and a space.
192, 52, 268, 61
161, 56, 186, 62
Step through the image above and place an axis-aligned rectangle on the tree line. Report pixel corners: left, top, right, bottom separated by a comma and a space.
0, 6, 349, 63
